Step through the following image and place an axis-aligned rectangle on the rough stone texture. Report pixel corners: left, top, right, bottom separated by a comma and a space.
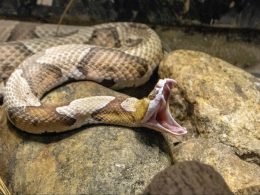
0, 81, 171, 194
159, 50, 260, 193
143, 161, 233, 195
172, 138, 260, 193
235, 185, 260, 195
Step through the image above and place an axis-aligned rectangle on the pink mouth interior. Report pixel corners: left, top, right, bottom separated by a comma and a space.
142, 79, 187, 135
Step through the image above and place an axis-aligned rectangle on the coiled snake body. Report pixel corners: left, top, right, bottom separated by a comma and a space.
2, 22, 187, 135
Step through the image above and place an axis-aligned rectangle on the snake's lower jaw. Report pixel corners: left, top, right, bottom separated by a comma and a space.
141, 79, 187, 135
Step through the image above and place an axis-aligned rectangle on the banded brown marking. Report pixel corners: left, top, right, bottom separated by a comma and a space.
88, 27, 121, 48
124, 37, 142, 47
91, 96, 136, 125
7, 105, 76, 133
22, 63, 63, 98
77, 47, 149, 82
7, 22, 38, 41
0, 42, 33, 82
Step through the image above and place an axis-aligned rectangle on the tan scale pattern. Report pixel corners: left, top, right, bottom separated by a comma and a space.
3, 23, 164, 133
77, 47, 151, 88
0, 20, 19, 42
34, 24, 81, 38
0, 27, 94, 82
0, 42, 33, 81
7, 22, 38, 41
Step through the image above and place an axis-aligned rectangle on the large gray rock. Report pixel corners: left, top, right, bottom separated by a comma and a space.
159, 50, 260, 193
0, 81, 171, 194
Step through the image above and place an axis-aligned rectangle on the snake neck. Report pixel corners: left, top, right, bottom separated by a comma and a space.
102, 79, 187, 135
77, 79, 187, 136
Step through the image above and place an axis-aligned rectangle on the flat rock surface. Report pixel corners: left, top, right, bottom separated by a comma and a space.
0, 81, 171, 194
159, 50, 260, 193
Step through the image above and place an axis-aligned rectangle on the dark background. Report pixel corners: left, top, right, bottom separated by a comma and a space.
0, 0, 259, 29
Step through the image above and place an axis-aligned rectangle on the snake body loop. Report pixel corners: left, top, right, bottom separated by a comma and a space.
3, 22, 187, 135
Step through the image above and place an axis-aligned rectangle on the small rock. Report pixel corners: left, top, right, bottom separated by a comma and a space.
143, 161, 233, 195
172, 138, 260, 193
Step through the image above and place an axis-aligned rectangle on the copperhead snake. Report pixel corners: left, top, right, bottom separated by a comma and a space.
1, 22, 187, 135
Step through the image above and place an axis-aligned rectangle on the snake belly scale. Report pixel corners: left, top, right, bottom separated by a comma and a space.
3, 22, 187, 135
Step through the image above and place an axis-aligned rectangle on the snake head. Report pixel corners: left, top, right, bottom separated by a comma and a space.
141, 79, 187, 135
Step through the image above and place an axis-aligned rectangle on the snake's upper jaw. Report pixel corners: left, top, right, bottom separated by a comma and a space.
141, 79, 187, 135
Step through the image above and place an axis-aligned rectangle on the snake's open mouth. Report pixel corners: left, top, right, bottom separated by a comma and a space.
141, 79, 187, 135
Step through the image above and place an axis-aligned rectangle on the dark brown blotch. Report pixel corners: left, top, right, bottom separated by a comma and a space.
76, 65, 88, 77
6, 107, 20, 125
125, 38, 142, 47
91, 96, 133, 123
7, 22, 38, 41
28, 105, 77, 128
77, 47, 149, 83
22, 63, 63, 98
13, 42, 34, 55
60, 116, 77, 126
129, 56, 149, 78
44, 64, 63, 79
88, 27, 121, 48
